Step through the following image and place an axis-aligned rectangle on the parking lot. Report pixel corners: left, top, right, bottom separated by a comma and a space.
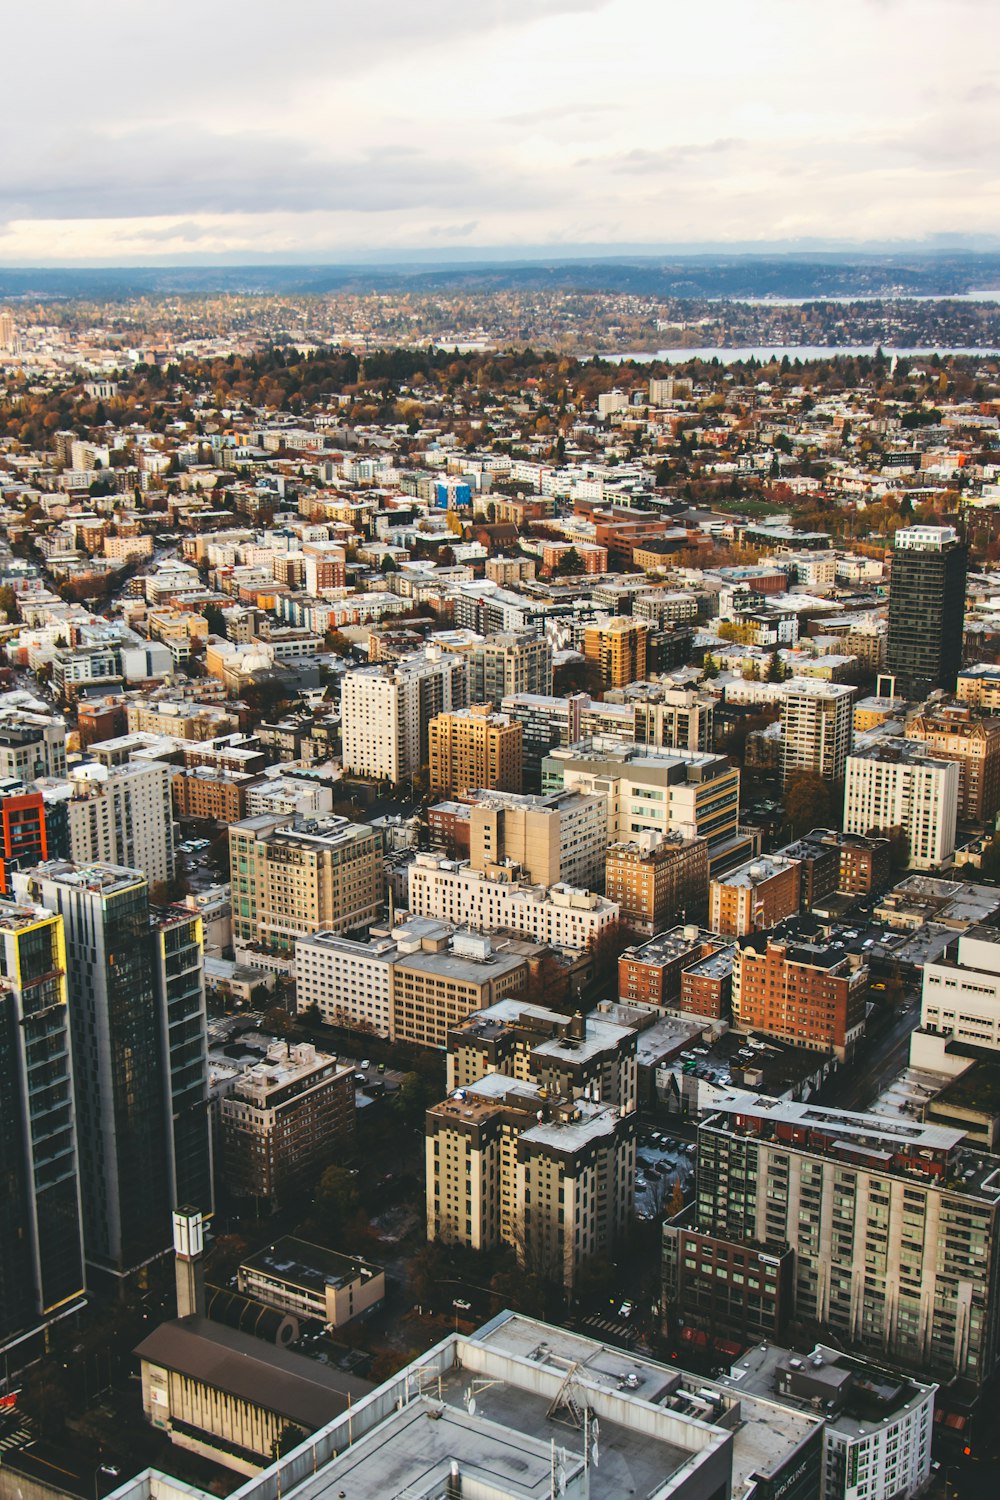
635, 1128, 696, 1221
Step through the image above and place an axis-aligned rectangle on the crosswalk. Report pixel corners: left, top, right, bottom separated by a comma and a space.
0, 1414, 34, 1453
580, 1314, 635, 1343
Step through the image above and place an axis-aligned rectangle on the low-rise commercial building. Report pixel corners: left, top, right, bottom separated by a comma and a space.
238, 1238, 385, 1329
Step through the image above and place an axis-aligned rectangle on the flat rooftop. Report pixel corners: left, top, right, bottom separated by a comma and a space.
241, 1237, 380, 1294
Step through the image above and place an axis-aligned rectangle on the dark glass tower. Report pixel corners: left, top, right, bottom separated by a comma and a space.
16, 863, 172, 1279
150, 910, 213, 1218
887, 525, 967, 695
0, 900, 84, 1346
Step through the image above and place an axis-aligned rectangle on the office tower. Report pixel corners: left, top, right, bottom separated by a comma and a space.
545, 744, 749, 876
780, 679, 855, 787
220, 1043, 355, 1207
229, 815, 383, 954
582, 617, 648, 688
340, 646, 468, 784
0, 900, 85, 1348
0, 788, 48, 893
708, 854, 801, 937
150, 910, 212, 1217
428, 706, 523, 797
0, 311, 16, 351
843, 742, 959, 871
680, 1096, 1000, 1387
605, 833, 709, 936
732, 929, 867, 1059
15, 863, 171, 1278
904, 703, 1000, 824
63, 760, 175, 886
407, 853, 619, 950
887, 524, 967, 694
426, 1074, 635, 1289
466, 632, 553, 702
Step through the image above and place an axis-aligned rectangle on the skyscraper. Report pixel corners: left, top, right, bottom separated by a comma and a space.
887, 524, 967, 694
150, 909, 213, 1218
0, 900, 85, 1347
15, 863, 172, 1278
779, 678, 855, 787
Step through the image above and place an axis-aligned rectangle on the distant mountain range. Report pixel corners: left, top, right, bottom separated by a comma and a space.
2, 251, 1000, 302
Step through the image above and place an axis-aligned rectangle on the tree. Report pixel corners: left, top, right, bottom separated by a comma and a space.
784, 772, 831, 836
204, 602, 227, 638
667, 1180, 685, 1219
554, 546, 585, 576
766, 650, 786, 683
313, 1165, 362, 1243
381, 553, 398, 574
391, 1071, 432, 1127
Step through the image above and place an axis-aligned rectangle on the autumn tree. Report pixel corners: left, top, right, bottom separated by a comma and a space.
784, 771, 832, 836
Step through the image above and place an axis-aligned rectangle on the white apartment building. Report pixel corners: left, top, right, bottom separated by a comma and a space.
340, 646, 467, 783
843, 742, 958, 871
64, 759, 176, 887
780, 678, 855, 786
294, 931, 396, 1035
407, 853, 619, 950
919, 926, 1000, 1055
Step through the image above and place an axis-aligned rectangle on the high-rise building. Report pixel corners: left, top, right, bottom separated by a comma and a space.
843, 742, 959, 871
459, 787, 608, 891
780, 679, 855, 787
627, 685, 715, 753
229, 815, 383, 954
220, 1042, 355, 1207
0, 706, 67, 781
0, 788, 48, 893
428, 705, 523, 797
582, 616, 648, 688
605, 832, 709, 935
465, 632, 553, 702
0, 900, 85, 1349
426, 1073, 635, 1289
732, 928, 867, 1059
887, 524, 967, 694
340, 646, 468, 784
544, 744, 750, 876
15, 862, 172, 1278
62, 760, 176, 887
904, 703, 1000, 825
679, 1095, 1000, 1387
447, 998, 638, 1111
150, 910, 213, 1217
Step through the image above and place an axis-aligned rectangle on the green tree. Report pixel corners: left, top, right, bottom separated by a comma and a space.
554, 546, 585, 576
784, 771, 832, 836
313, 1165, 362, 1243
391, 1071, 432, 1127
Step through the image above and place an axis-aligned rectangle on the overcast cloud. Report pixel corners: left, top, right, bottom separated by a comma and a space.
0, 0, 996, 262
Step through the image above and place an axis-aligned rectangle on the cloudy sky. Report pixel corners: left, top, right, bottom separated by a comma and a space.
1, 0, 996, 263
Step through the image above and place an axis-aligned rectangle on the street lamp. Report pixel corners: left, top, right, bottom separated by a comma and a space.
95, 1463, 120, 1500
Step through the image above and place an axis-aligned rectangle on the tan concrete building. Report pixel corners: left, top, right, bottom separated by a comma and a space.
605, 832, 709, 936
464, 787, 607, 890
957, 664, 1000, 714
426, 1073, 635, 1290
905, 703, 1000, 824
428, 704, 523, 797
582, 616, 648, 688
230, 814, 383, 953
446, 999, 638, 1113
391, 930, 528, 1049
709, 854, 801, 938
221, 1042, 355, 1206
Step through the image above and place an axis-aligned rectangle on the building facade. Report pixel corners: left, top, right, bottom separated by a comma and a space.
843, 743, 959, 871
886, 524, 967, 694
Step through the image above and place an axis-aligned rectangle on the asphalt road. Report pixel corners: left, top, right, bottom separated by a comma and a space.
824, 1003, 920, 1111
